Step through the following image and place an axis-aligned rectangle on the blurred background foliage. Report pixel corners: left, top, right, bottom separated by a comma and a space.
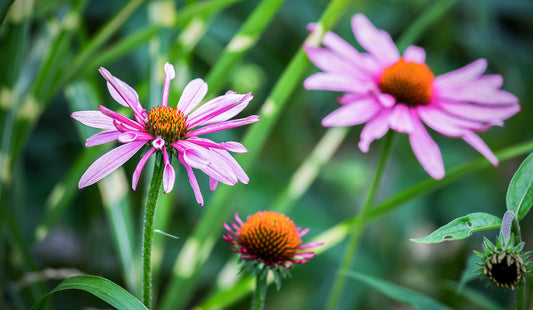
1, 0, 533, 309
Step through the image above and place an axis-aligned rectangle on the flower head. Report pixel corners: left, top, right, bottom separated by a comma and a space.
475, 236, 531, 290
304, 14, 520, 179
71, 63, 259, 205
223, 211, 321, 285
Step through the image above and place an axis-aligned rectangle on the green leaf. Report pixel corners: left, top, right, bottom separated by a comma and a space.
344, 271, 452, 310
31, 275, 148, 310
410, 212, 501, 243
506, 152, 533, 220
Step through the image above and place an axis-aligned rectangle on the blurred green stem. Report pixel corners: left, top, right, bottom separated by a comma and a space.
251, 274, 267, 310
517, 279, 526, 310
141, 154, 164, 308
326, 132, 395, 310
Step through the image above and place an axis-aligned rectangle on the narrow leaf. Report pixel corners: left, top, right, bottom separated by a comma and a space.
506, 152, 533, 220
344, 271, 452, 310
410, 212, 501, 243
31, 275, 148, 310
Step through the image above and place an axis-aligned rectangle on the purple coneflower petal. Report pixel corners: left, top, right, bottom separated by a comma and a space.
352, 13, 399, 67
408, 114, 444, 179
79, 141, 146, 189
389, 104, 414, 133
178, 153, 204, 206
71, 111, 115, 130
187, 93, 253, 127
303, 46, 366, 78
322, 97, 381, 127
118, 132, 154, 143
98, 67, 145, 118
211, 149, 249, 184
98, 105, 145, 132
86, 130, 121, 147
304, 72, 371, 94
161, 62, 175, 108
433, 59, 487, 89
177, 78, 208, 115
186, 115, 260, 137
358, 109, 392, 153
437, 100, 519, 124
162, 147, 175, 194
403, 46, 426, 64
209, 177, 218, 191
132, 148, 156, 190
462, 131, 498, 166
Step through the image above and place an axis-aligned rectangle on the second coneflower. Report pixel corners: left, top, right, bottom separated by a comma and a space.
304, 13, 520, 179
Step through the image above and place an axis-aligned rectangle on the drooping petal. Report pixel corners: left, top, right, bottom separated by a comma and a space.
358, 109, 392, 152
462, 131, 498, 166
417, 105, 488, 137
209, 177, 218, 191
303, 45, 368, 79
408, 113, 444, 180
437, 99, 520, 124
178, 153, 204, 206
79, 141, 145, 189
161, 62, 176, 108
388, 104, 414, 133
162, 146, 176, 194
132, 148, 156, 190
211, 148, 249, 184
177, 78, 208, 115
402, 46, 426, 64
71, 111, 115, 130
185, 137, 249, 153
322, 97, 381, 127
98, 105, 145, 131
86, 130, 121, 147
351, 13, 400, 67
186, 115, 260, 137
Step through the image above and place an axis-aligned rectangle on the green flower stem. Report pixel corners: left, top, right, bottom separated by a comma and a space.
141, 155, 165, 309
159, 1, 352, 309
251, 274, 268, 310
326, 132, 395, 310
517, 279, 526, 310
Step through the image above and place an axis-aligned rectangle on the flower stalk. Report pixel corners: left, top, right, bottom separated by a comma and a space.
326, 132, 394, 310
141, 154, 164, 308
251, 273, 267, 310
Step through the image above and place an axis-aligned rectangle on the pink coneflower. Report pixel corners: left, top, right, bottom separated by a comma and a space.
304, 14, 519, 179
71, 63, 259, 205
223, 211, 322, 269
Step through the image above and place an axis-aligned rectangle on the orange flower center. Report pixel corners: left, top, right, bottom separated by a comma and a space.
239, 211, 302, 263
378, 59, 434, 106
146, 106, 189, 143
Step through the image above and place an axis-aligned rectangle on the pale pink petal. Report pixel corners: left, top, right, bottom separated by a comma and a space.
433, 59, 487, 89
162, 147, 175, 194
98, 67, 145, 117
462, 131, 498, 166
304, 45, 368, 79
79, 141, 145, 188
352, 13, 400, 66
375, 93, 396, 108
388, 104, 414, 133
152, 136, 165, 150
185, 137, 248, 153
321, 30, 381, 75
211, 149, 249, 184
71, 111, 115, 130
186, 115, 260, 137
161, 62, 176, 107
210, 177, 218, 191
178, 153, 204, 206
187, 93, 253, 127
417, 105, 489, 136
402, 46, 426, 64
358, 109, 392, 152
98, 105, 145, 131
437, 100, 520, 124
132, 148, 156, 190
304, 72, 372, 93
86, 130, 121, 147
118, 131, 153, 143
408, 113, 444, 180
177, 78, 208, 115
322, 97, 381, 127
437, 86, 518, 105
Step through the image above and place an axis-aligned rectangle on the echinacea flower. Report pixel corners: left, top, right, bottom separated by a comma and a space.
304, 14, 520, 179
71, 63, 259, 205
223, 211, 322, 273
